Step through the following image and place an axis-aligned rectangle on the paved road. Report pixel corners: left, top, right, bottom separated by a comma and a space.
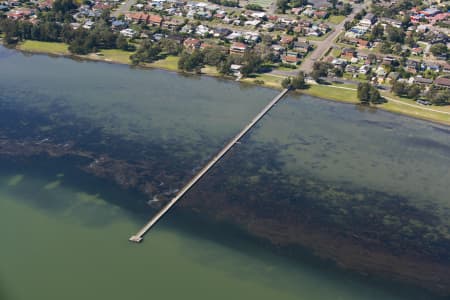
112, 0, 137, 17
298, 3, 365, 73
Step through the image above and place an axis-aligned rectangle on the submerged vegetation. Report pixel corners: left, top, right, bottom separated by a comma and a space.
0, 50, 449, 295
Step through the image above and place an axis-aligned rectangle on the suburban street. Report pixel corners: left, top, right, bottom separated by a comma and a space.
112, 0, 137, 17
298, 3, 366, 73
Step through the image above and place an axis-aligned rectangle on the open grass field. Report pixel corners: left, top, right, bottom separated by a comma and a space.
306, 33, 329, 41
149, 55, 179, 71
201, 65, 220, 76
98, 49, 134, 64
331, 47, 342, 57
303, 84, 358, 103
328, 15, 346, 25
241, 73, 284, 89
381, 93, 450, 126
246, 0, 273, 9
18, 40, 69, 55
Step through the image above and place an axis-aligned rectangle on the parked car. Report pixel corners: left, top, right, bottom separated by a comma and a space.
416, 100, 431, 105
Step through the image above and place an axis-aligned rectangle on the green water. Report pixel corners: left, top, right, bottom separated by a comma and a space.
0, 162, 437, 300
0, 46, 449, 299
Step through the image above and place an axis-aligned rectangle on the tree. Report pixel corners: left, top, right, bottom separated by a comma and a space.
358, 83, 382, 104
357, 82, 371, 104
311, 61, 332, 81
407, 84, 421, 99
203, 46, 226, 66
218, 57, 233, 75
291, 0, 307, 7
385, 25, 404, 43
276, 0, 289, 13
342, 3, 352, 15
178, 50, 204, 72
344, 21, 352, 31
116, 35, 131, 51
371, 24, 384, 40
52, 0, 78, 15
330, 0, 338, 9
131, 40, 162, 64
430, 43, 448, 57
281, 77, 292, 89
159, 38, 181, 55
311, 69, 321, 82
291, 71, 307, 89
240, 50, 263, 77
245, 4, 264, 11
369, 87, 381, 103
427, 89, 450, 105
391, 80, 407, 96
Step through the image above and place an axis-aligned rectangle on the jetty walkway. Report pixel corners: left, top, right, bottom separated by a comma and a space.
129, 88, 290, 243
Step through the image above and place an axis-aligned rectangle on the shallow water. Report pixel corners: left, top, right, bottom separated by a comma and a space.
0, 159, 440, 300
0, 46, 449, 299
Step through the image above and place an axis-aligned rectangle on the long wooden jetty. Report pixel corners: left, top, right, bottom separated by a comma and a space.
129, 88, 290, 243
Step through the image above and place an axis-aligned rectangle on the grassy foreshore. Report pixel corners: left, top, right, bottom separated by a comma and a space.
13, 40, 450, 126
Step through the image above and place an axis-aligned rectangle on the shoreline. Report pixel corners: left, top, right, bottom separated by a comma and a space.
7, 40, 450, 127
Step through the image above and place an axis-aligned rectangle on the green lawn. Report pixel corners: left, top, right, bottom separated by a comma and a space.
201, 65, 220, 77
328, 15, 346, 25
241, 73, 284, 89
331, 48, 342, 57
247, 0, 273, 9
149, 55, 179, 71
306, 33, 329, 41
331, 82, 357, 89
380, 93, 450, 126
302, 84, 358, 103
18, 40, 69, 55
277, 66, 298, 71
99, 49, 134, 64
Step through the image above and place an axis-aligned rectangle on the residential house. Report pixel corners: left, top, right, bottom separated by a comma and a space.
356, 38, 369, 48
359, 65, 371, 75
345, 64, 359, 73
411, 47, 423, 55
441, 63, 450, 73
112, 20, 127, 30
293, 39, 311, 54
387, 71, 400, 82
375, 66, 387, 81
183, 37, 201, 51
314, 10, 328, 19
332, 58, 347, 68
280, 35, 294, 46
149, 14, 163, 26
413, 76, 433, 86
125, 12, 149, 24
434, 77, 450, 89
213, 27, 232, 38
120, 28, 137, 38
230, 64, 242, 76
406, 60, 419, 73
379, 17, 402, 28
359, 13, 377, 27
282, 53, 300, 65
341, 48, 357, 60
382, 56, 396, 66
230, 42, 247, 55
162, 18, 183, 31
291, 7, 303, 15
